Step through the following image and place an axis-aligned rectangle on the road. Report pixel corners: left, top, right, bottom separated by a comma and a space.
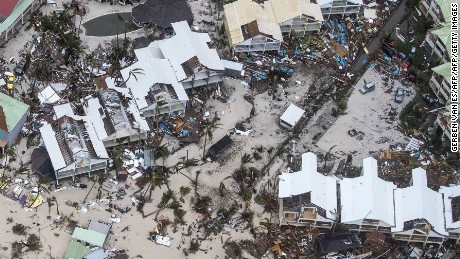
350, 0, 408, 73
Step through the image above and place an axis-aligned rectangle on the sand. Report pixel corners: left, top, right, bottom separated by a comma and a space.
315, 68, 415, 164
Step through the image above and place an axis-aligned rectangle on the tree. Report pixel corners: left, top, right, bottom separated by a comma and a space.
201, 119, 221, 160
119, 68, 144, 88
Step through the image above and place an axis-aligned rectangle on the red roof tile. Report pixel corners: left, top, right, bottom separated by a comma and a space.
0, 0, 20, 18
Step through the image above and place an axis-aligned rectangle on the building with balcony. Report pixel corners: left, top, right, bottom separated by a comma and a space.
316, 0, 363, 19
425, 24, 451, 63
40, 104, 109, 183
223, 0, 323, 53
340, 157, 397, 233
429, 62, 450, 103
84, 90, 150, 148
439, 185, 460, 243
419, 0, 450, 24
267, 0, 324, 35
107, 21, 224, 119
224, 0, 283, 53
278, 152, 338, 229
278, 152, 460, 245
392, 168, 447, 246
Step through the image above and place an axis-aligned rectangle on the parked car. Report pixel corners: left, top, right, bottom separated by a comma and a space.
14, 59, 27, 75
394, 88, 405, 103
359, 82, 375, 94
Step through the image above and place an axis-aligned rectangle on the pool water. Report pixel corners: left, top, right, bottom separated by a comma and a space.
83, 12, 139, 36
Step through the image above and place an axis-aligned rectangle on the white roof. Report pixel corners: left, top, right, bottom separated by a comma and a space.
40, 123, 67, 170
54, 103, 74, 119
51, 102, 109, 160
393, 168, 446, 235
120, 21, 222, 111
439, 185, 460, 231
340, 157, 397, 226
278, 152, 338, 219
222, 59, 244, 71
38, 85, 61, 104
127, 100, 151, 131
85, 97, 109, 141
280, 104, 305, 126
159, 21, 224, 81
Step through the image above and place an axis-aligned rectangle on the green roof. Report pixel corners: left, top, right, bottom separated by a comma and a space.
0, 92, 29, 132
65, 242, 92, 259
432, 23, 452, 58
0, 0, 35, 35
72, 228, 106, 247
435, 0, 452, 22
432, 62, 451, 85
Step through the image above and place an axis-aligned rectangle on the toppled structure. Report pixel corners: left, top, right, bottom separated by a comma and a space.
108, 21, 224, 118
40, 103, 109, 183
278, 152, 460, 246
0, 92, 29, 150
223, 0, 323, 53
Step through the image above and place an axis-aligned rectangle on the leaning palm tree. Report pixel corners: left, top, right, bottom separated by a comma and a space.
119, 68, 144, 88
201, 119, 222, 161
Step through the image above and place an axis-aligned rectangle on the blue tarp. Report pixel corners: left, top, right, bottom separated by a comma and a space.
189, 117, 193, 123
182, 130, 189, 137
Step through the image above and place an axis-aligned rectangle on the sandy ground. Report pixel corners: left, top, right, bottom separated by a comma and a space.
315, 68, 414, 164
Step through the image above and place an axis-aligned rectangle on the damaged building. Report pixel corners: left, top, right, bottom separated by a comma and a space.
223, 0, 323, 53
278, 152, 338, 229
278, 152, 460, 246
419, 0, 450, 24
316, 0, 363, 18
40, 103, 109, 183
340, 157, 397, 233
84, 90, 150, 148
107, 21, 224, 119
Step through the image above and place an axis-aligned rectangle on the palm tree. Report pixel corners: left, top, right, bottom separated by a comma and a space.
323, 145, 337, 170
201, 119, 221, 161
119, 68, 144, 88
